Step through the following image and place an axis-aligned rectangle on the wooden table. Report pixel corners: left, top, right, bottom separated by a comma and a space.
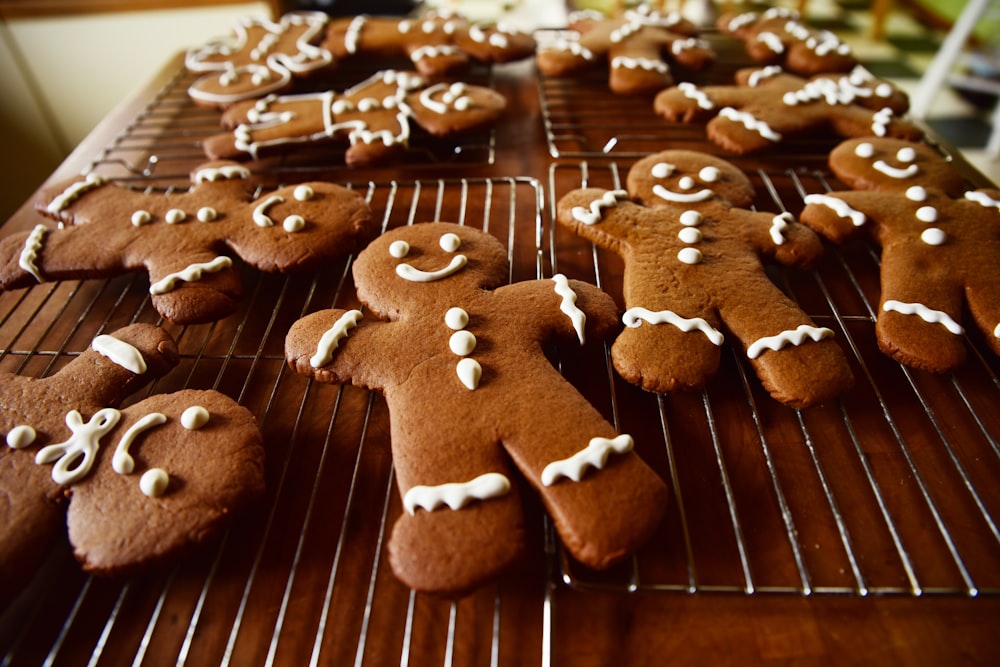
2, 32, 999, 665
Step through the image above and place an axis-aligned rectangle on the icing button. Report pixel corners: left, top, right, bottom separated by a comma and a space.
677, 247, 703, 265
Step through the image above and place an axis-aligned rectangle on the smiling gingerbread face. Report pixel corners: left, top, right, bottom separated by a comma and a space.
627, 150, 757, 208
828, 138, 967, 196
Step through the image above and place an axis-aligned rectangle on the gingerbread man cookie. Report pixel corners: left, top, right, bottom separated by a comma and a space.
323, 11, 535, 77
203, 69, 507, 167
536, 4, 715, 95
0, 161, 375, 324
186, 11, 335, 107
717, 7, 857, 76
0, 324, 265, 602
557, 150, 854, 408
800, 137, 1000, 372
285, 222, 668, 596
654, 64, 920, 155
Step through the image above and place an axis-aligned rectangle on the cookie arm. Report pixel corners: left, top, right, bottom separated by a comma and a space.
556, 188, 643, 251
737, 208, 824, 269
800, 190, 883, 243
496, 276, 620, 346
144, 252, 244, 324
206, 93, 333, 161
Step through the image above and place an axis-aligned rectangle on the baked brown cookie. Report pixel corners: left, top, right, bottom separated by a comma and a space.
323, 11, 535, 77
0, 161, 375, 324
203, 69, 507, 167
285, 222, 668, 596
801, 137, 1000, 371
186, 11, 335, 107
1, 324, 264, 603
536, 4, 715, 95
718, 8, 857, 76
557, 150, 854, 408
653, 65, 920, 154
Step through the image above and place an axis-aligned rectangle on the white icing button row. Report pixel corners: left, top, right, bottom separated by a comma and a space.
131, 208, 219, 226
445, 307, 481, 389
677, 209, 704, 264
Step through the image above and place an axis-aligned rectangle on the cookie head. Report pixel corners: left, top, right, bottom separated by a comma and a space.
829, 138, 968, 197
627, 150, 756, 208
352, 223, 510, 316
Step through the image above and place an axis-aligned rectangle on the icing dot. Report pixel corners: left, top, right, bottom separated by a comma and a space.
389, 240, 410, 258
679, 210, 703, 226
677, 247, 703, 264
165, 209, 187, 224
6, 425, 36, 449
921, 227, 946, 245
916, 206, 938, 223
449, 330, 477, 356
445, 307, 469, 330
677, 227, 703, 243
140, 468, 170, 497
131, 210, 152, 226
293, 185, 314, 201
906, 186, 927, 202
283, 215, 305, 232
651, 162, 674, 178
439, 232, 461, 252
180, 406, 210, 430
197, 207, 217, 222
897, 147, 916, 163
855, 142, 875, 158
698, 166, 720, 182
678, 176, 696, 190
456, 358, 482, 390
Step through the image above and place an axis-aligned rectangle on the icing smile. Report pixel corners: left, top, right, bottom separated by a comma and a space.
873, 160, 918, 179
652, 184, 714, 203
396, 255, 468, 282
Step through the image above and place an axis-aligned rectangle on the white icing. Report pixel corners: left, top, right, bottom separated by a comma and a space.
747, 65, 783, 87
756, 31, 784, 54
677, 247, 703, 264
897, 147, 916, 162
803, 194, 867, 227
873, 159, 918, 179
678, 82, 714, 110
253, 195, 284, 227
678, 176, 696, 190
699, 166, 720, 182
310, 309, 363, 368
622, 307, 724, 345
283, 215, 305, 232
916, 206, 938, 223
456, 357, 482, 390
449, 330, 476, 356
92, 334, 147, 374
679, 210, 703, 226
389, 240, 410, 258
770, 212, 793, 245
18, 224, 47, 283
403, 472, 511, 514
746, 325, 834, 359
883, 300, 963, 334
344, 15, 366, 54
677, 227, 702, 243
35, 408, 121, 485
445, 307, 468, 330
611, 56, 668, 73
906, 186, 927, 202
46, 173, 104, 214
419, 82, 473, 114
965, 190, 1000, 209
149, 256, 233, 295
181, 406, 210, 430
855, 142, 875, 158
571, 190, 628, 225
112, 412, 167, 474
871, 108, 893, 137
396, 255, 468, 282
6, 425, 36, 450
132, 210, 152, 226
165, 209, 187, 224
140, 468, 170, 497
550, 37, 594, 61
921, 228, 946, 245
439, 232, 461, 252
294, 185, 314, 201
719, 107, 781, 141
653, 184, 713, 203
652, 162, 674, 179
552, 274, 587, 344
541, 434, 633, 486
411, 44, 461, 62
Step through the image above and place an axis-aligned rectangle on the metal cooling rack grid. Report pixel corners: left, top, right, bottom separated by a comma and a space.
546, 160, 1000, 597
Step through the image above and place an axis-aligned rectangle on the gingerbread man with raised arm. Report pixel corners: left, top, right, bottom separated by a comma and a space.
654, 65, 920, 155
186, 11, 335, 107
0, 161, 375, 324
285, 222, 668, 596
0, 324, 265, 603
536, 3, 715, 95
203, 69, 507, 167
801, 137, 1000, 372
557, 150, 854, 408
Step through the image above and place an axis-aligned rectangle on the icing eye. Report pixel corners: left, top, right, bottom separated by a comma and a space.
389, 240, 410, 258
165, 209, 187, 224
855, 142, 875, 158
131, 210, 152, 226
293, 185, 314, 201
678, 176, 696, 190
698, 166, 720, 182
197, 207, 217, 222
897, 147, 916, 163
651, 162, 675, 179
283, 215, 305, 232
439, 232, 461, 252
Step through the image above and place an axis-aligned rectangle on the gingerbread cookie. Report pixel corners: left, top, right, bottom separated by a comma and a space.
203, 69, 507, 167
0, 324, 264, 601
0, 161, 375, 324
285, 222, 668, 596
654, 65, 920, 154
323, 11, 535, 77
536, 4, 715, 95
185, 11, 335, 107
800, 137, 1000, 372
557, 150, 854, 408
718, 8, 857, 76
